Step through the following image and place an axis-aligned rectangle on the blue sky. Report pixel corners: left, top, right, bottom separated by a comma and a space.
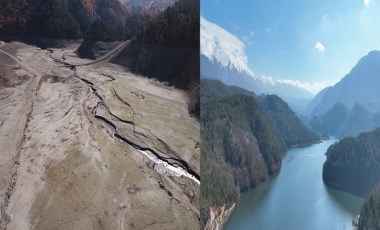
201, 0, 380, 94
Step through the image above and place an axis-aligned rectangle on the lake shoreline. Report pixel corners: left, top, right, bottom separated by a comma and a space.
224, 139, 364, 230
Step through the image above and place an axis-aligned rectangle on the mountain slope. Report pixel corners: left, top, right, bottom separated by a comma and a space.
358, 185, 380, 230
323, 127, 380, 197
258, 95, 320, 147
308, 50, 380, 116
122, 0, 177, 15
310, 102, 350, 137
310, 102, 380, 138
0, 0, 128, 40
200, 79, 255, 103
112, 0, 199, 89
339, 103, 378, 137
201, 94, 286, 229
305, 86, 331, 115
201, 79, 320, 147
200, 79, 320, 229
111, 0, 199, 118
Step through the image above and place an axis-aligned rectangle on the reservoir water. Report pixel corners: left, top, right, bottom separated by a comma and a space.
224, 139, 364, 230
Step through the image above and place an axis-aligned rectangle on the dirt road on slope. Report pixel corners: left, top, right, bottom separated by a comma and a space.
0, 41, 43, 228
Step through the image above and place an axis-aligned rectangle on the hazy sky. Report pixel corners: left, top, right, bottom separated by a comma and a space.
201, 0, 380, 94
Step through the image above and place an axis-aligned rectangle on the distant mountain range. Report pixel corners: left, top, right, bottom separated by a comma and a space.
314, 53, 380, 226
307, 50, 380, 116
307, 50, 380, 138
310, 102, 380, 138
200, 17, 313, 114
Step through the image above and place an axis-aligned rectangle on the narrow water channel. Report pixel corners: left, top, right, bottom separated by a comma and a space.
224, 139, 364, 230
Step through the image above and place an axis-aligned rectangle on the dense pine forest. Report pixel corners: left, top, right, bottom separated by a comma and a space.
200, 80, 320, 228
323, 127, 380, 197
112, 0, 200, 118
133, 0, 199, 48
359, 185, 380, 230
0, 0, 127, 40
200, 94, 286, 228
258, 95, 320, 147
201, 80, 320, 148
0, 0, 196, 43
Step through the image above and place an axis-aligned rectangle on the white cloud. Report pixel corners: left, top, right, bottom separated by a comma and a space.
200, 17, 255, 76
261, 75, 276, 85
258, 75, 328, 94
314, 41, 325, 53
364, 0, 371, 6
276, 79, 327, 94
256, 75, 327, 94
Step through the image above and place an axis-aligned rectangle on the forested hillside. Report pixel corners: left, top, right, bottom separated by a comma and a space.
112, 0, 199, 85
258, 95, 320, 147
200, 80, 321, 228
323, 127, 380, 197
201, 79, 320, 147
0, 0, 127, 40
359, 185, 380, 230
133, 0, 199, 48
201, 94, 286, 228
112, 0, 199, 117
200, 79, 255, 104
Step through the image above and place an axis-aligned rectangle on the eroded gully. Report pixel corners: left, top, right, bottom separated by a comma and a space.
56, 59, 200, 185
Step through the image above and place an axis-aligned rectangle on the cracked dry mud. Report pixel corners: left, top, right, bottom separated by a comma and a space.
0, 41, 200, 230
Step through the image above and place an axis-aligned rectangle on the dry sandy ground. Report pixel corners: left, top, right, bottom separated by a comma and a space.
0, 40, 199, 230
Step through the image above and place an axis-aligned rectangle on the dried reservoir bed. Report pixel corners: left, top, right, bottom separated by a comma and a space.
0, 41, 200, 230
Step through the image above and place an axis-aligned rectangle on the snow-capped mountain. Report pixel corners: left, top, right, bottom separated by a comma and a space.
201, 17, 255, 77
200, 16, 313, 114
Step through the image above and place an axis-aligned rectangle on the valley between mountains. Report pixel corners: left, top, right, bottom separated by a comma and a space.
0, 40, 200, 229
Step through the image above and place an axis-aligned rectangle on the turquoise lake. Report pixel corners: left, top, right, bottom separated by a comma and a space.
224, 139, 364, 230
